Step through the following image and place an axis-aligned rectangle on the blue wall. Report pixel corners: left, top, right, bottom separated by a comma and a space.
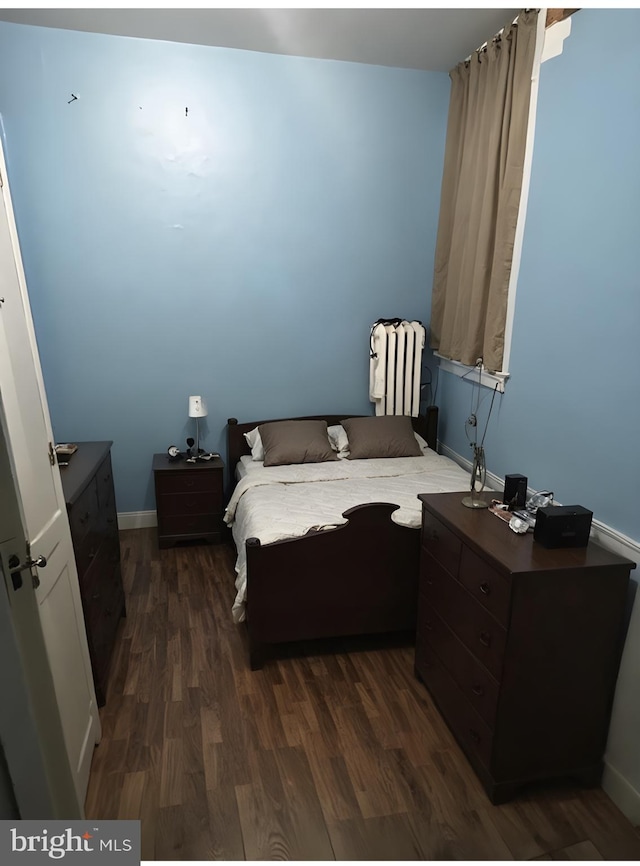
0, 22, 449, 512
436, 9, 640, 543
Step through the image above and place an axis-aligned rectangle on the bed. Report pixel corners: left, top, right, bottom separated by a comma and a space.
225, 408, 472, 668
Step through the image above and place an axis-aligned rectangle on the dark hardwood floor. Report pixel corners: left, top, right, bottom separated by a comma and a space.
85, 528, 640, 860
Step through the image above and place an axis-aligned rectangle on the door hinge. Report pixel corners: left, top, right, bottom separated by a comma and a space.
48, 441, 55, 465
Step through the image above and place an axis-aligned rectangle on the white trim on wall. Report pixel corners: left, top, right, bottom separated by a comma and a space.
117, 511, 157, 530
602, 763, 640, 829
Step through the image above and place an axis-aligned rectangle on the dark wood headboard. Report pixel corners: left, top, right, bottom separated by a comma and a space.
226, 406, 439, 486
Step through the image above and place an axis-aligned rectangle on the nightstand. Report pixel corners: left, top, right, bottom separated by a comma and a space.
415, 491, 635, 804
152, 454, 225, 548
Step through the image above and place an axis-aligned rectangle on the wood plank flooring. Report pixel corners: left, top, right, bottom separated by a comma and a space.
85, 529, 640, 860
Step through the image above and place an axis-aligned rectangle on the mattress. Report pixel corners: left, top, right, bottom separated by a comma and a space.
225, 451, 473, 623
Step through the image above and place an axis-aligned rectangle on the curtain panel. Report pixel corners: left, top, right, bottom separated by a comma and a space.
430, 9, 538, 373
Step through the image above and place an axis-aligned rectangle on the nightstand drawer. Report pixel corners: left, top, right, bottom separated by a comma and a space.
417, 601, 500, 728
421, 509, 461, 577
458, 546, 511, 627
421, 551, 507, 681
416, 641, 493, 771
158, 513, 219, 538
155, 470, 220, 495
158, 491, 220, 517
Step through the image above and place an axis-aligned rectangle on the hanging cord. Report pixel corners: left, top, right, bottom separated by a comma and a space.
480, 383, 500, 447
470, 443, 487, 493
464, 359, 484, 447
431, 363, 440, 406
369, 318, 405, 358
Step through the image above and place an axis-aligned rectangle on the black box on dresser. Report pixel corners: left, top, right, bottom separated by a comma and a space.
533, 504, 593, 548
415, 492, 634, 804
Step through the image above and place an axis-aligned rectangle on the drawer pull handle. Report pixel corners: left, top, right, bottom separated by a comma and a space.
471, 685, 485, 697
469, 728, 481, 744
79, 511, 90, 524
88, 549, 96, 560
479, 631, 492, 648
479, 582, 491, 595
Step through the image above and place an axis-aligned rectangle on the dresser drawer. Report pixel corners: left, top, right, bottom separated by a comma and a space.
96, 454, 115, 512
80, 536, 121, 608
421, 552, 507, 681
74, 527, 103, 577
417, 600, 500, 728
87, 586, 123, 687
415, 641, 493, 771
155, 470, 220, 496
458, 546, 511, 627
68, 477, 99, 544
158, 490, 219, 518
421, 508, 461, 577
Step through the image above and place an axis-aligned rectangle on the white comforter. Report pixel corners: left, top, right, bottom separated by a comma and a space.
224, 451, 472, 623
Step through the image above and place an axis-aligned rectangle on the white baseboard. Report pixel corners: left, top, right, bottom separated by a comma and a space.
602, 761, 640, 827
117, 510, 157, 530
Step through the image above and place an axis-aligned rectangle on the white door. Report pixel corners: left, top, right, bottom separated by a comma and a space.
0, 143, 100, 811
0, 411, 80, 819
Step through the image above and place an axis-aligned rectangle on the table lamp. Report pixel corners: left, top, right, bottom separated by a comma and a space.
188, 395, 207, 459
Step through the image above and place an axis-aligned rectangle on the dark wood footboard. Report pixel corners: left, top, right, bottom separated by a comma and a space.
245, 502, 420, 669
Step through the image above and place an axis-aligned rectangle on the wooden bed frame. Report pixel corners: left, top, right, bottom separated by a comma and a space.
226, 407, 439, 669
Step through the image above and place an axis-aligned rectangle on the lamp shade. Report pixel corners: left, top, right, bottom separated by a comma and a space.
188, 395, 208, 418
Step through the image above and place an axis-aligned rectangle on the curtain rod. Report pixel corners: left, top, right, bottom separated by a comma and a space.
466, 8, 539, 61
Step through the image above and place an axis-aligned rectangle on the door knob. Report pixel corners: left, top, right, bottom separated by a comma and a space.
9, 554, 47, 574
7, 554, 47, 591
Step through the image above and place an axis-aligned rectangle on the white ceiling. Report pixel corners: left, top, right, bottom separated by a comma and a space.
0, 8, 520, 72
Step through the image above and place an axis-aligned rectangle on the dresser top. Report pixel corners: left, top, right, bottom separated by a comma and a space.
419, 492, 635, 575
59, 441, 113, 507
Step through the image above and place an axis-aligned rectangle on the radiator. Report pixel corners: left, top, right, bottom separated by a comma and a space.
369, 320, 426, 417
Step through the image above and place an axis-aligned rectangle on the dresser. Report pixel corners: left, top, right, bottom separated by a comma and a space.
60, 441, 125, 707
153, 454, 225, 548
415, 492, 635, 804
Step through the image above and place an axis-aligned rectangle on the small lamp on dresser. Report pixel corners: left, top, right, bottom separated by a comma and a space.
188, 395, 207, 459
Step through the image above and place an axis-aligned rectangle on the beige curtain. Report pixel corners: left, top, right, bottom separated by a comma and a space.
430, 9, 538, 373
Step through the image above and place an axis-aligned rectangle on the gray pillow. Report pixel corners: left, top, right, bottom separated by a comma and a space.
259, 420, 338, 467
341, 415, 422, 459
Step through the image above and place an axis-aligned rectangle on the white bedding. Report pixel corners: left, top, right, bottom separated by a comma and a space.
225, 451, 472, 623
